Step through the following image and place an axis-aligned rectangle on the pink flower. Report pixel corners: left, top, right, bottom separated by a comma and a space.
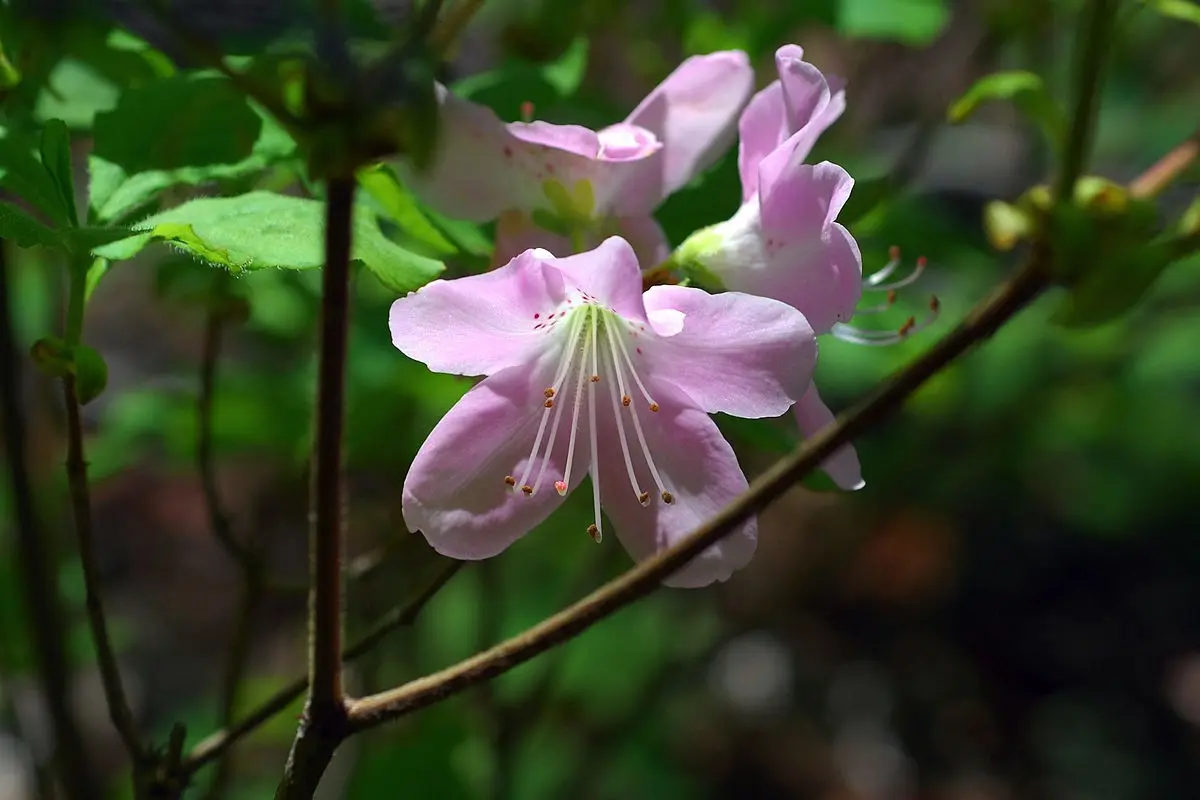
390, 237, 815, 587
676, 44, 864, 491
402, 51, 754, 266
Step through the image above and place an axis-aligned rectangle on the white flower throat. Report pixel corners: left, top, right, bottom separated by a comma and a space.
503, 296, 675, 544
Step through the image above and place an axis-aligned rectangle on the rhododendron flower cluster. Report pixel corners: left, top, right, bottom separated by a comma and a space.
390, 43, 929, 585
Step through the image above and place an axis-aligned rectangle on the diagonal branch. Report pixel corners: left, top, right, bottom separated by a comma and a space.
180, 560, 463, 776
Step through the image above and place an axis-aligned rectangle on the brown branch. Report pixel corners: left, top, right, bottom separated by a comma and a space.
1128, 129, 1200, 199
180, 559, 461, 776
273, 175, 356, 800
0, 242, 97, 800
63, 372, 143, 761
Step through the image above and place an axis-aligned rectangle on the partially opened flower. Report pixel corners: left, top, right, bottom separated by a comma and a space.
401, 51, 754, 265
390, 237, 815, 587
675, 45, 864, 490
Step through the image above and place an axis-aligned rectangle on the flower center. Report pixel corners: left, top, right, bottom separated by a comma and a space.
503, 298, 673, 543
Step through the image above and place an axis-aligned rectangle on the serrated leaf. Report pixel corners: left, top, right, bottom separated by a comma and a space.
838, 0, 950, 45
39, 119, 77, 226
93, 75, 262, 174
87, 104, 296, 223
95, 191, 444, 293
0, 123, 73, 225
949, 71, 1066, 147
0, 201, 59, 247
357, 163, 456, 255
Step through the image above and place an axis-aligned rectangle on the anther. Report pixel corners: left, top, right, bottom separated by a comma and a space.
544, 388, 555, 398
587, 523, 602, 543
898, 316, 916, 336
648, 402, 659, 413
929, 295, 940, 313
622, 395, 631, 407
554, 480, 567, 495
504, 475, 516, 487
638, 491, 650, 506
590, 374, 600, 382
520, 100, 534, 122
544, 398, 554, 408
521, 484, 534, 496
661, 491, 675, 505
887, 289, 897, 304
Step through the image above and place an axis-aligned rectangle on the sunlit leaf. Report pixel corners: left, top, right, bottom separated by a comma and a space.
949, 71, 1067, 148
838, 0, 950, 45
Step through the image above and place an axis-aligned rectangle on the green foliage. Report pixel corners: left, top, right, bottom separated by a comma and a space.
837, 0, 951, 45
453, 37, 589, 122
949, 70, 1067, 149
1143, 0, 1200, 25
95, 191, 444, 293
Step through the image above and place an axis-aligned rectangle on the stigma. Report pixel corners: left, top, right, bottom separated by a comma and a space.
832, 246, 940, 346
502, 297, 673, 542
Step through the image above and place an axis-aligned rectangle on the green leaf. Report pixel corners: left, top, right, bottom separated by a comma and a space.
87, 104, 296, 223
948, 71, 1067, 147
34, 58, 121, 129
840, 175, 896, 227
0, 202, 59, 248
1144, 0, 1200, 25
74, 344, 108, 404
357, 163, 456, 255
453, 37, 591, 121
95, 191, 444, 293
837, 0, 950, 45
0, 124, 73, 225
92, 75, 262, 174
541, 38, 589, 97
39, 119, 77, 226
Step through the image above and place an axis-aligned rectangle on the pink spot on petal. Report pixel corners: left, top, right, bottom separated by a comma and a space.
533, 313, 540, 319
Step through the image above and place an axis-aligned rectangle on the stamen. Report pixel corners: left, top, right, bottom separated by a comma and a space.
504, 475, 516, 487
831, 294, 941, 346
610, 321, 658, 410
516, 311, 587, 493
865, 245, 902, 287
520, 100, 534, 122
602, 322, 648, 505
560, 309, 594, 494
870, 252, 926, 292
586, 312, 603, 544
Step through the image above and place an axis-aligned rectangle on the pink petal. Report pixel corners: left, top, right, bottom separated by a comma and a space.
402, 356, 582, 559
625, 51, 755, 206
793, 383, 864, 491
736, 45, 847, 201
406, 87, 661, 223
594, 379, 756, 588
390, 249, 566, 376
546, 236, 649, 323
754, 159, 862, 334
509, 121, 600, 157
401, 85, 546, 221
736, 82, 790, 201
640, 285, 815, 418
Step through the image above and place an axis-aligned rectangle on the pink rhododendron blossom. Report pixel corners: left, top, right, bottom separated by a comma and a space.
402, 51, 754, 265
676, 44, 864, 490
390, 237, 816, 588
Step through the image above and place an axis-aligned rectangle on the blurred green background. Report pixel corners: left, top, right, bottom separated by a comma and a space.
2, 0, 1200, 798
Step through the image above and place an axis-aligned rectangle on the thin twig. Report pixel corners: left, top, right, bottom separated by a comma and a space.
61, 267, 142, 762
1128, 128, 1200, 199
197, 303, 256, 567
0, 242, 97, 800
430, 0, 487, 53
182, 560, 463, 776
273, 176, 356, 800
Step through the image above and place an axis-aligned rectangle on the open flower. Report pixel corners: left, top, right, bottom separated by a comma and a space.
401, 51, 754, 265
390, 237, 815, 587
675, 44, 864, 490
